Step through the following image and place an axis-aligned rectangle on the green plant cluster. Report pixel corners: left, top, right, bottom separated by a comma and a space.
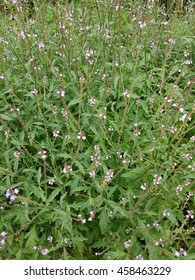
0, 0, 194, 260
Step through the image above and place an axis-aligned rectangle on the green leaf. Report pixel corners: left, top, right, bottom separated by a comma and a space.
0, 114, 13, 121
25, 225, 38, 248
121, 167, 145, 179
114, 75, 120, 90
99, 209, 110, 234
47, 188, 61, 203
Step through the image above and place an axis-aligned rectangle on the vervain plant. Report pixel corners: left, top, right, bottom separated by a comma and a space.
0, 0, 194, 260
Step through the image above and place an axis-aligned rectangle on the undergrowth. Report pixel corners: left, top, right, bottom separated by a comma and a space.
0, 0, 195, 260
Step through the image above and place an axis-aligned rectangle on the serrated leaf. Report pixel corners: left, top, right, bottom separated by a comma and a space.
0, 114, 13, 121
25, 225, 38, 248
68, 99, 79, 108
121, 167, 145, 179
99, 209, 110, 234
114, 74, 120, 90
47, 188, 60, 203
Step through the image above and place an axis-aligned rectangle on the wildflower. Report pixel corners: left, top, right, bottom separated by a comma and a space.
94, 144, 100, 150
179, 113, 191, 122
53, 130, 59, 137
14, 150, 20, 158
63, 164, 72, 174
41, 248, 49, 255
139, 21, 146, 28
57, 87, 65, 97
186, 210, 194, 219
190, 135, 195, 142
47, 236, 53, 243
122, 158, 130, 165
175, 247, 187, 257
89, 97, 96, 106
77, 132, 86, 140
38, 42, 45, 50
140, 183, 147, 191
6, 188, 19, 202
155, 238, 165, 247
108, 211, 113, 217
108, 126, 114, 132
153, 221, 159, 228
105, 170, 114, 182
136, 254, 144, 260
170, 126, 177, 133
163, 210, 170, 216
38, 149, 47, 159
61, 109, 68, 118
123, 90, 130, 98
153, 174, 162, 185
63, 237, 69, 244
48, 178, 55, 185
0, 232, 7, 246
0, 74, 5, 79
31, 88, 38, 95
124, 239, 131, 249
88, 211, 95, 221
184, 60, 192, 65
89, 170, 96, 178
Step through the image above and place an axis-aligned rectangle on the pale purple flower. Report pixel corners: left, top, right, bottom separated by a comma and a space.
89, 170, 96, 178
0, 232, 7, 246
175, 247, 187, 257
63, 164, 72, 174
6, 188, 19, 202
41, 248, 49, 255
124, 239, 131, 249
47, 236, 53, 243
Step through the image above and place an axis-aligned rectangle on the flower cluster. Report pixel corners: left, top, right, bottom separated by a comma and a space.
6, 188, 19, 202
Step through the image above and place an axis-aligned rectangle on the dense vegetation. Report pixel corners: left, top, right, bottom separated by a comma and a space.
0, 0, 194, 260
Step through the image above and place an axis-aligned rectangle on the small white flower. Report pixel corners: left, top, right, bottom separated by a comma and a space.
140, 183, 147, 191
124, 239, 131, 249
77, 132, 86, 140
89, 97, 96, 106
38, 149, 47, 159
64, 237, 69, 244
48, 178, 55, 185
136, 254, 144, 260
53, 130, 59, 137
186, 210, 194, 219
163, 210, 170, 216
108, 211, 113, 217
153, 174, 162, 185
14, 150, 20, 158
123, 90, 130, 98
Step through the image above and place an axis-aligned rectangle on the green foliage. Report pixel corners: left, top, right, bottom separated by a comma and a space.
0, 0, 195, 260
